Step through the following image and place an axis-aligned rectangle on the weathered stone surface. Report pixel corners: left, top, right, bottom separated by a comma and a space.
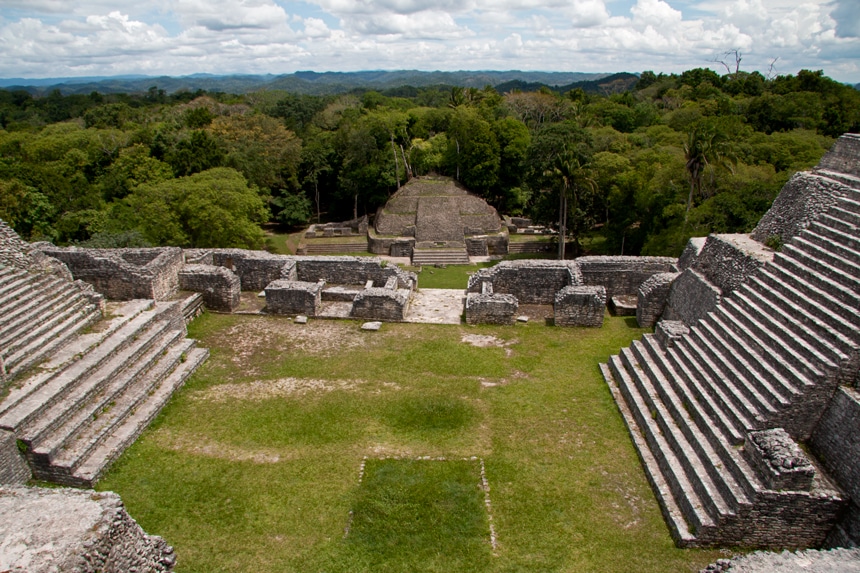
637, 272, 680, 328
468, 260, 581, 304
578, 255, 677, 298
654, 319, 689, 349
678, 237, 707, 271
812, 386, 860, 547
751, 172, 849, 245
609, 295, 637, 316
816, 133, 860, 181
351, 288, 411, 321
265, 280, 322, 316
701, 547, 860, 572
361, 321, 382, 331
554, 285, 606, 327
662, 268, 721, 326
745, 429, 816, 492
464, 293, 517, 325
691, 234, 773, 295
37, 246, 183, 301
296, 256, 416, 290
211, 249, 295, 291
0, 486, 175, 573
0, 429, 30, 484
178, 264, 240, 312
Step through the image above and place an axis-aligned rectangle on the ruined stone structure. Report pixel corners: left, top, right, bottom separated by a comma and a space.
554, 286, 607, 327
464, 282, 518, 325
602, 133, 860, 548
178, 264, 240, 312
369, 176, 507, 265
0, 486, 176, 572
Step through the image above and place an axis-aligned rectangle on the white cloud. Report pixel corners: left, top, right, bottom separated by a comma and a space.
0, 0, 857, 81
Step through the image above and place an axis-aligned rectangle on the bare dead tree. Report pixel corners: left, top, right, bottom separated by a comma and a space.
766, 57, 780, 81
712, 49, 742, 78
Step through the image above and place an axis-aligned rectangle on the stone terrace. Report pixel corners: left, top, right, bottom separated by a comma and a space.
602, 135, 860, 548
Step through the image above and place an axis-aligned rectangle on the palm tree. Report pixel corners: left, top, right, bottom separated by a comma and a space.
545, 151, 596, 259
684, 122, 736, 223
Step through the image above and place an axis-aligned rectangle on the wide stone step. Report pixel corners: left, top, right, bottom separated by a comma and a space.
70, 346, 209, 487
705, 313, 806, 404
600, 362, 699, 547
4, 305, 103, 380
631, 340, 753, 508
0, 300, 155, 413
688, 321, 784, 417
739, 279, 856, 360
412, 249, 471, 265
721, 297, 837, 380
812, 216, 860, 251
0, 273, 56, 314
0, 304, 176, 432
773, 253, 860, 309
607, 356, 718, 540
783, 242, 860, 291
756, 266, 860, 338
641, 336, 760, 498
0, 280, 84, 343
802, 229, 860, 270
0, 287, 88, 352
15, 314, 179, 446
668, 337, 762, 442
34, 337, 196, 482
26, 327, 185, 462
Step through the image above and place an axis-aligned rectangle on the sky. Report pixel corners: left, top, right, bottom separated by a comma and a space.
0, 0, 858, 83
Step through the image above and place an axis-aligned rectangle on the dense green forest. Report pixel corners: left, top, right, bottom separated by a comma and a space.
1, 68, 858, 256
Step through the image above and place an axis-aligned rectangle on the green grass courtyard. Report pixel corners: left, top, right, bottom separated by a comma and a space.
97, 311, 726, 572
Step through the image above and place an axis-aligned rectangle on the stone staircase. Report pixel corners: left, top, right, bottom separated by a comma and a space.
411, 247, 471, 266
0, 265, 103, 382
0, 298, 208, 487
507, 241, 552, 254
602, 183, 860, 547
298, 239, 368, 255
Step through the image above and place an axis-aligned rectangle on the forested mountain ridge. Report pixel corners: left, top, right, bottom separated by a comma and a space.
0, 67, 857, 257
0, 71, 611, 97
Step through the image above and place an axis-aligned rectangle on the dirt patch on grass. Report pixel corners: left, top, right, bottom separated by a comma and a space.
153, 428, 283, 464
461, 333, 519, 357
189, 377, 369, 402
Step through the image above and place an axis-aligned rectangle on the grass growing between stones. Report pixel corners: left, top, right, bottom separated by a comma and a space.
98, 313, 726, 572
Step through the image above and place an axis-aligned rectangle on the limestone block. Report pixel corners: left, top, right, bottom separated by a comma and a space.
654, 320, 689, 349
554, 285, 606, 327
637, 272, 680, 328
464, 292, 517, 325
351, 288, 411, 321
265, 279, 322, 316
179, 264, 241, 312
609, 295, 637, 316
745, 428, 815, 491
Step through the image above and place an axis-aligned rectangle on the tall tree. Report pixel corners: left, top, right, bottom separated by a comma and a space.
684, 121, 736, 223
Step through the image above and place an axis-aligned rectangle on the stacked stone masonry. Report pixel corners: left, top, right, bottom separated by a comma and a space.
178, 264, 240, 312
351, 287, 412, 321
637, 272, 680, 328
468, 260, 583, 304
265, 280, 323, 316
701, 547, 860, 573
554, 286, 607, 327
601, 134, 860, 549
0, 486, 176, 572
578, 256, 677, 298
465, 292, 518, 325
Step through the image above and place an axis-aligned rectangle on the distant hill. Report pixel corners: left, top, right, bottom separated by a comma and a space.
494, 72, 640, 95
0, 70, 623, 96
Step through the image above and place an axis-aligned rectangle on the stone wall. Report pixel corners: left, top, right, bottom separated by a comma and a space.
211, 249, 295, 291
701, 547, 860, 572
678, 237, 706, 271
691, 234, 773, 295
662, 269, 721, 326
0, 429, 30, 484
265, 280, 322, 316
636, 272, 680, 328
351, 288, 411, 321
178, 264, 241, 312
811, 386, 860, 547
468, 260, 581, 304
751, 172, 849, 245
0, 218, 33, 269
464, 293, 517, 325
38, 246, 183, 300
0, 486, 176, 572
577, 256, 678, 298
296, 256, 416, 290
816, 133, 860, 180
554, 286, 606, 327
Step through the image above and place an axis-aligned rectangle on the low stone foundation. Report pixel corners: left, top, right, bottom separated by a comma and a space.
265, 280, 323, 316
637, 272, 680, 328
467, 260, 581, 304
178, 264, 240, 312
464, 292, 517, 325
0, 486, 176, 572
351, 288, 411, 321
211, 250, 295, 291
554, 286, 606, 327
578, 256, 677, 298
